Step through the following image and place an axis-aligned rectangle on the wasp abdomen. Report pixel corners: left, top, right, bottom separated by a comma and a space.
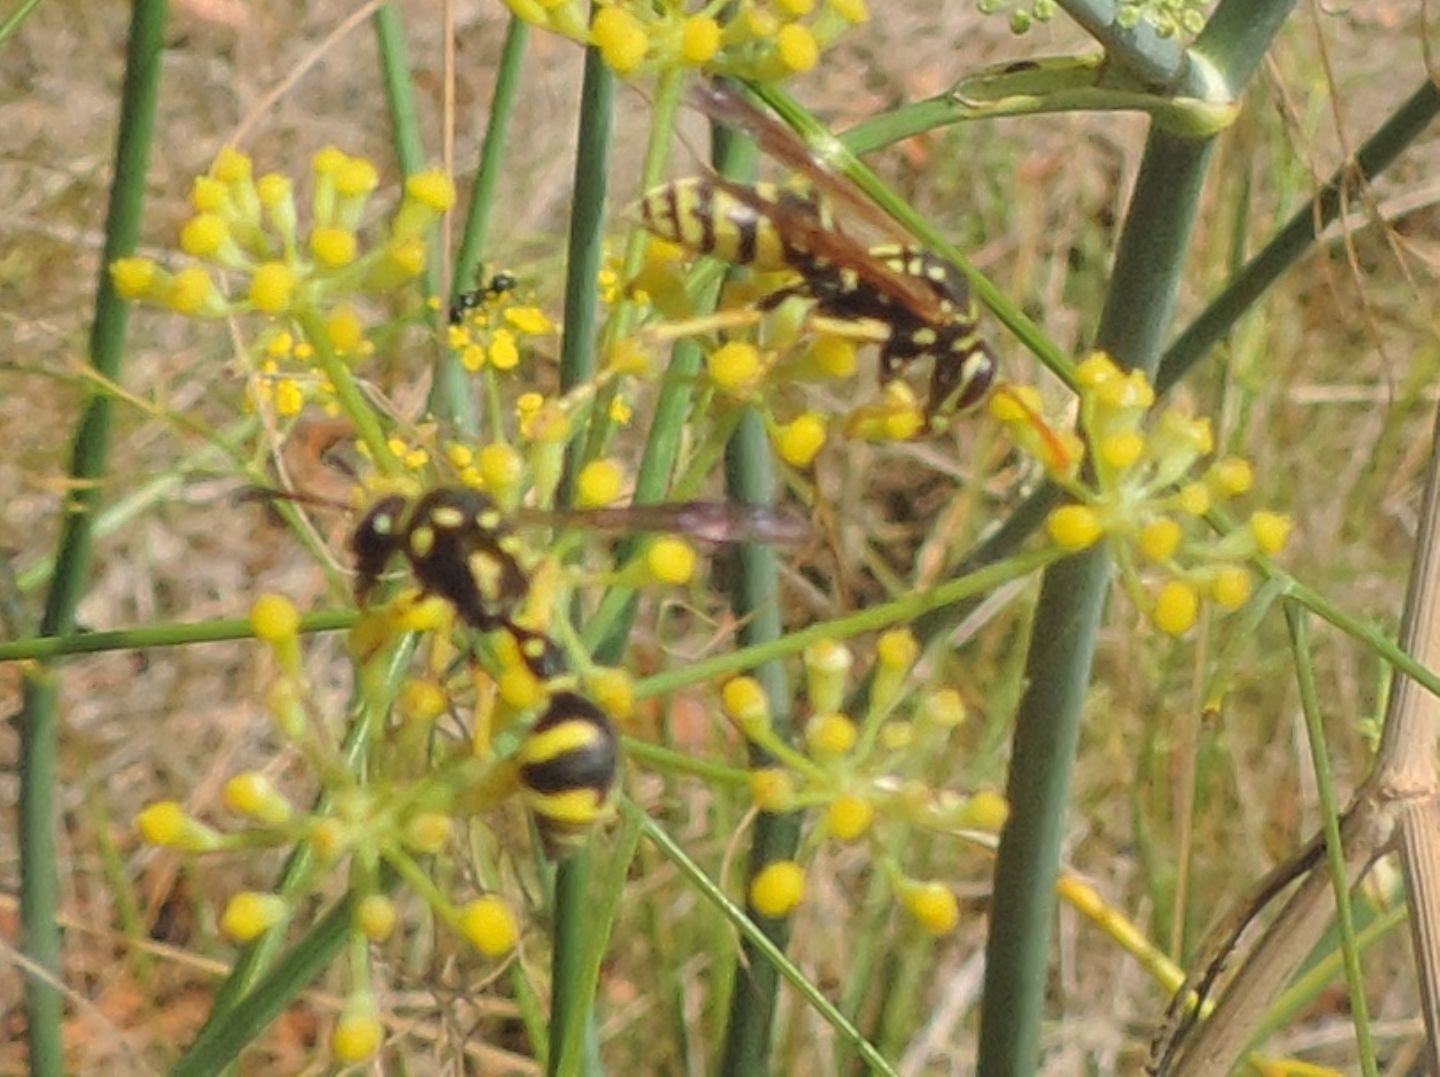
516, 692, 619, 858
640, 178, 809, 273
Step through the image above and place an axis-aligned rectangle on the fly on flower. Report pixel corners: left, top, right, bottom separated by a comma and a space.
636, 80, 996, 424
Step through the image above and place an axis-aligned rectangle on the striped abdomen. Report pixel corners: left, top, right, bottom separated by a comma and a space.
639, 178, 820, 272
516, 693, 619, 858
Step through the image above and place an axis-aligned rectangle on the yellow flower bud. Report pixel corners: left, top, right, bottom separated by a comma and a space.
722, 676, 770, 731
576, 458, 625, 508
310, 226, 357, 268
459, 895, 519, 957
503, 305, 553, 335
591, 6, 649, 72
405, 811, 454, 854
331, 1001, 383, 1063
1098, 431, 1144, 471
110, 257, 159, 299
273, 379, 305, 417
1046, 504, 1103, 550
680, 14, 721, 63
1250, 510, 1292, 555
220, 891, 288, 942
1177, 482, 1211, 517
749, 768, 795, 812
222, 771, 292, 825
489, 328, 521, 370
750, 860, 805, 918
900, 881, 959, 936
708, 341, 765, 394
1152, 580, 1199, 636
806, 712, 857, 758
826, 794, 874, 841
776, 24, 819, 71
1138, 517, 1182, 562
1210, 565, 1253, 609
1209, 456, 1254, 496
775, 412, 827, 468
180, 213, 229, 258
960, 790, 1010, 830
646, 536, 696, 585
356, 895, 398, 941
248, 261, 297, 315
250, 593, 300, 641
920, 688, 966, 729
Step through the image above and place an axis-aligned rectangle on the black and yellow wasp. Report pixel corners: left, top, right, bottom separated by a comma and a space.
345, 484, 808, 856
638, 82, 995, 421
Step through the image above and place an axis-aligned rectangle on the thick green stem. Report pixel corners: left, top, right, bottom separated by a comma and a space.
549, 28, 614, 1077
717, 407, 801, 1076
18, 2, 168, 1070
451, 19, 529, 298
437, 17, 531, 433
1056, 0, 1186, 88
978, 2, 1296, 1071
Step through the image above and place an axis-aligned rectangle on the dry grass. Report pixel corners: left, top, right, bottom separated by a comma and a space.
0, 1, 1437, 1072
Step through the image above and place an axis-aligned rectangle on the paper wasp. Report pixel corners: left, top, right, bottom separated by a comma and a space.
638, 82, 995, 421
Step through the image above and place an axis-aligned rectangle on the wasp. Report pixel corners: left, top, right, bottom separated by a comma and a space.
347, 486, 806, 857
350, 485, 810, 676
638, 83, 995, 421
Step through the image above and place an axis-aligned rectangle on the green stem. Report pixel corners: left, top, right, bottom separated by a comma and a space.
1055, 0, 1186, 88
296, 308, 398, 472
630, 805, 900, 1077
0, 610, 355, 662
549, 26, 614, 1077
18, 2, 168, 1070
1282, 603, 1379, 1075
978, 3, 1296, 1072
717, 406, 801, 1077
437, 17, 530, 434
171, 895, 356, 1076
451, 18, 529, 298
635, 546, 1062, 702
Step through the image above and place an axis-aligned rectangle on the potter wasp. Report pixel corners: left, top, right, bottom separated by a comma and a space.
638, 82, 996, 421
344, 484, 806, 855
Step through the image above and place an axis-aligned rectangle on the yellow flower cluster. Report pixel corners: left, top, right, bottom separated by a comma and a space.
504, 0, 869, 80
133, 591, 561, 1065
992, 353, 1293, 637
723, 631, 1008, 937
111, 145, 451, 327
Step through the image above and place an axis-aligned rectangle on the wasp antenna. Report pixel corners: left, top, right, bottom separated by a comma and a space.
234, 485, 351, 512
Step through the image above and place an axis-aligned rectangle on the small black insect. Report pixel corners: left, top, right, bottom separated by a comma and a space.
447, 270, 519, 325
